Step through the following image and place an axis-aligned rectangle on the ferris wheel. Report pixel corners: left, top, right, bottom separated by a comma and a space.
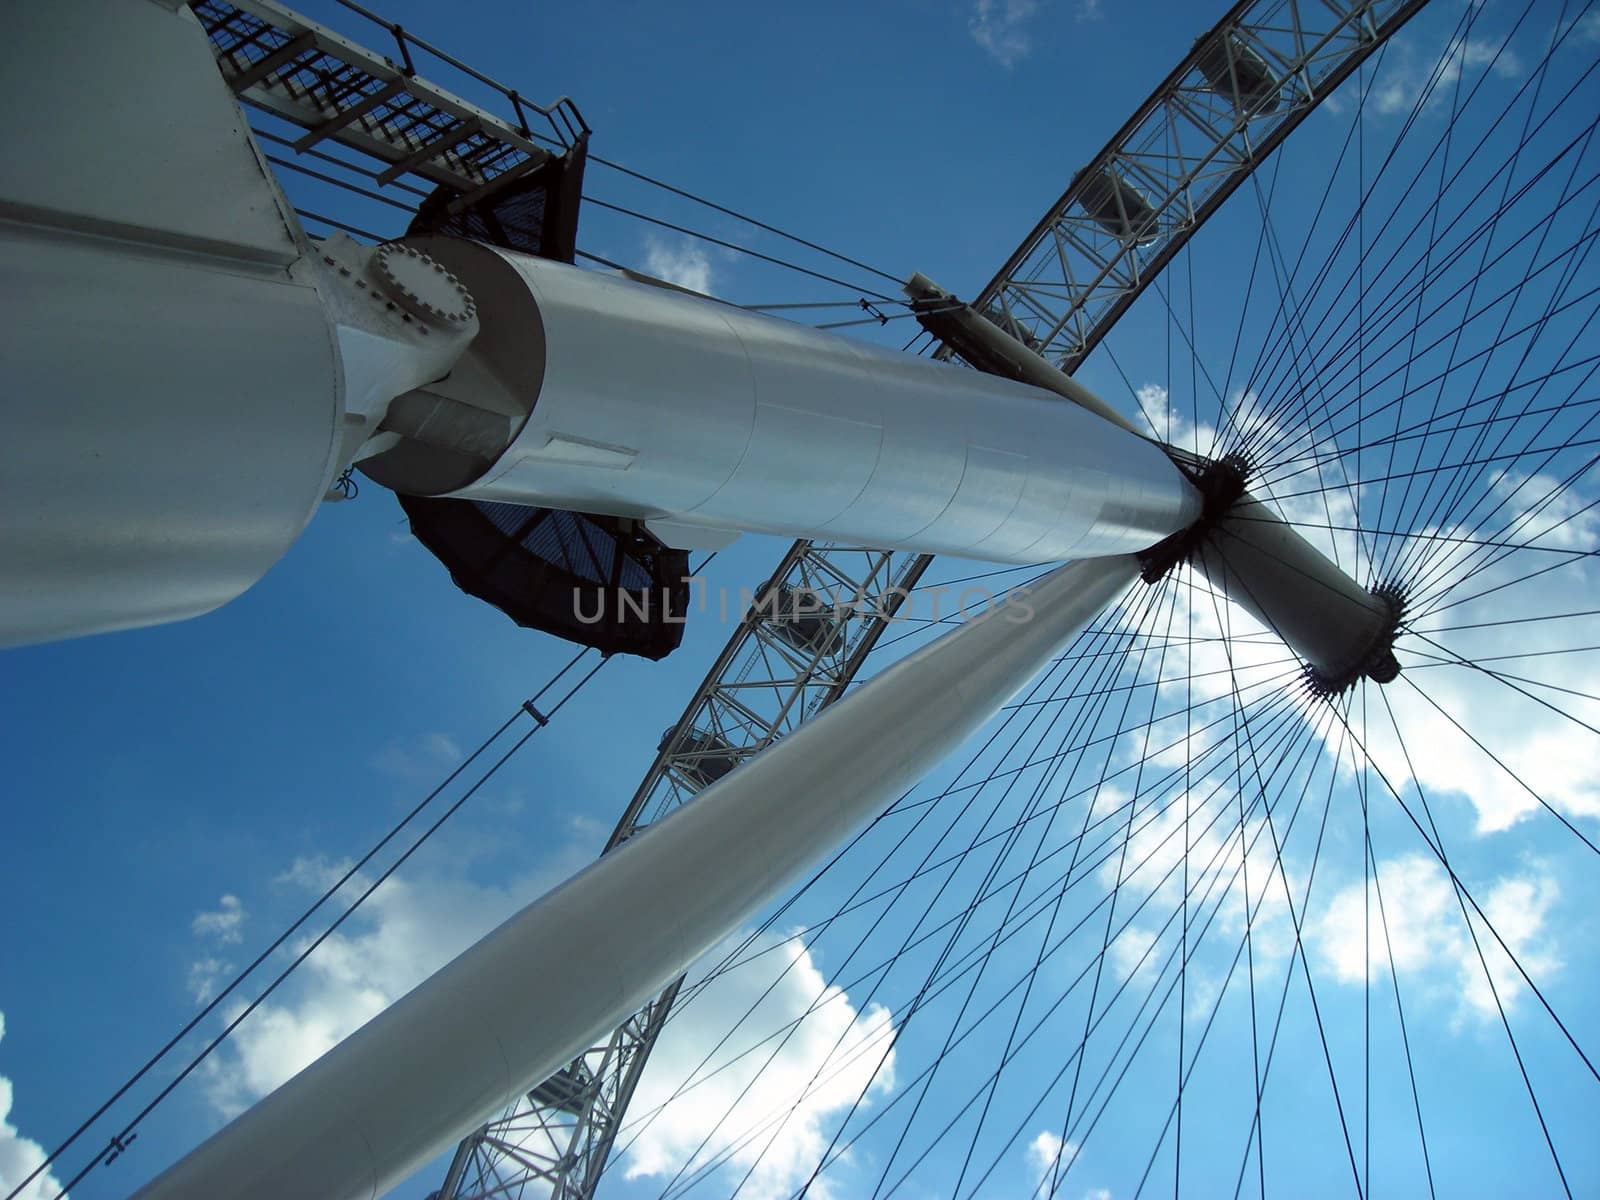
426, 3, 1600, 1197
3, 0, 1596, 1197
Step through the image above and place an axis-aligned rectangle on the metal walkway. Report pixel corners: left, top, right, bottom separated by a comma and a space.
195, 0, 585, 217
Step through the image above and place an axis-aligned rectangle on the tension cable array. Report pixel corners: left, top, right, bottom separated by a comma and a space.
13, 646, 612, 1200
253, 123, 910, 311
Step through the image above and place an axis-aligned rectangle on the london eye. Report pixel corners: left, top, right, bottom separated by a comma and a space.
2, 1, 1597, 1198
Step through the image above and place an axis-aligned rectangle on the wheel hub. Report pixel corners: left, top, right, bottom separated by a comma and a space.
1138, 451, 1404, 695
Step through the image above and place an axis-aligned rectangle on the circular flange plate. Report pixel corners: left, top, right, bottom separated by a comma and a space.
373, 243, 477, 327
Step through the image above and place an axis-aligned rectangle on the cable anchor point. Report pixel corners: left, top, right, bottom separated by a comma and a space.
857, 299, 890, 325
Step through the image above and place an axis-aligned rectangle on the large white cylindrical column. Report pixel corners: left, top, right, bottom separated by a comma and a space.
0, 0, 341, 647
134, 556, 1138, 1200
1, 2, 478, 650
359, 241, 1200, 563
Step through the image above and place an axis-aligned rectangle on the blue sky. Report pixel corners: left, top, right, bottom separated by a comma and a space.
4, 1, 1600, 1198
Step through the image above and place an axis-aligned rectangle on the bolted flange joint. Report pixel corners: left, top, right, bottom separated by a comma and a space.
371, 242, 478, 329
1137, 451, 1251, 584
1306, 581, 1406, 697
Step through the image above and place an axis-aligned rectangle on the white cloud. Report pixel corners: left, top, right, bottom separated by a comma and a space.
1132, 381, 1276, 460
1025, 1127, 1080, 1189
185, 838, 892, 1198
1108, 921, 1157, 984
1025, 1129, 1103, 1199
1133, 381, 1600, 838
196, 847, 590, 1119
192, 893, 245, 944
565, 811, 611, 847
1075, 0, 1102, 22
1027, 1127, 1064, 1173
644, 236, 714, 295
1321, 22, 1527, 119
618, 930, 897, 1200
1488, 467, 1600, 553
1370, 34, 1525, 117
0, 1013, 67, 1200
188, 956, 231, 1005
969, 0, 1039, 69
188, 896, 248, 1002
1313, 854, 1562, 1024
1096, 764, 1298, 988
1098, 365, 1591, 1066
370, 731, 462, 782
1346, 473, 1600, 834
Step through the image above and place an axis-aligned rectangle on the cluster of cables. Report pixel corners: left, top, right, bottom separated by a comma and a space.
11, 648, 607, 1199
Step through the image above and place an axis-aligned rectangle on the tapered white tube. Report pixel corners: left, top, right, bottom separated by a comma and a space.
359, 241, 1200, 563
1196, 496, 1397, 686
135, 556, 1138, 1200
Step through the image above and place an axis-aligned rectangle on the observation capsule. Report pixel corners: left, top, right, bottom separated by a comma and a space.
762, 582, 842, 657
1194, 33, 1280, 112
660, 726, 740, 789
1075, 167, 1161, 245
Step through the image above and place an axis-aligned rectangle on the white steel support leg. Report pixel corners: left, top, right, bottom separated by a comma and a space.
0, 2, 478, 649
359, 241, 1201, 566
134, 556, 1138, 1200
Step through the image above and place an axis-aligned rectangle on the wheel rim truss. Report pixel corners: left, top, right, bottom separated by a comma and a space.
970, 0, 1429, 375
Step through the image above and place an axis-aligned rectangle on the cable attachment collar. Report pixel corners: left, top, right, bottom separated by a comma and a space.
1137, 451, 1250, 583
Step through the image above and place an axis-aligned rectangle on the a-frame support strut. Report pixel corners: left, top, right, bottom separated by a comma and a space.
135, 557, 1138, 1200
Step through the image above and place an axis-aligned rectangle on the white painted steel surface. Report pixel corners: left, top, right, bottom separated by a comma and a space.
0, 3, 481, 649
0, 0, 340, 647
4, 1, 305, 266
892, 271, 1395, 684
363, 241, 1201, 562
1195, 496, 1394, 683
0, 230, 341, 648
134, 556, 1139, 1200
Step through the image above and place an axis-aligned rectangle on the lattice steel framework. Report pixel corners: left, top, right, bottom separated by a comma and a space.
434, 2, 1431, 1197
432, 542, 929, 1199
969, 0, 1427, 367
193, 0, 585, 213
